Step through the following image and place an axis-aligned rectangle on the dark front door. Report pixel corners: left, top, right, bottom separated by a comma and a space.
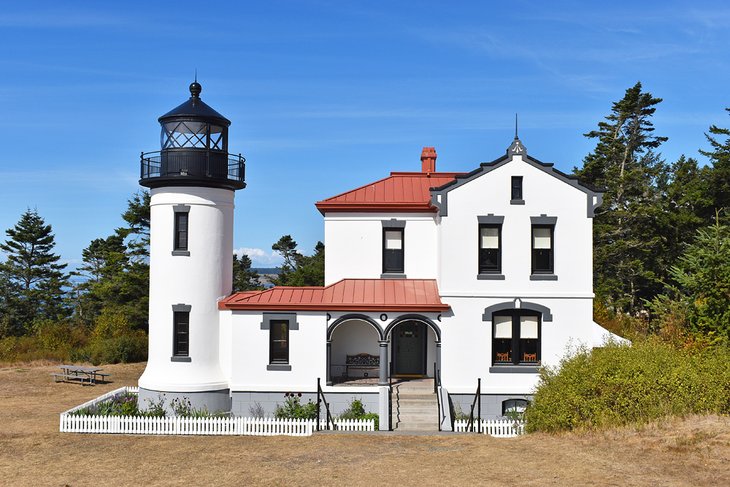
394, 321, 426, 376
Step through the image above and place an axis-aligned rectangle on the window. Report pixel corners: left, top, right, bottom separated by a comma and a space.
479, 224, 501, 273
511, 176, 523, 203
531, 225, 553, 274
382, 228, 404, 274
502, 399, 529, 417
269, 320, 289, 364
174, 212, 188, 251
173, 310, 190, 357
493, 311, 540, 366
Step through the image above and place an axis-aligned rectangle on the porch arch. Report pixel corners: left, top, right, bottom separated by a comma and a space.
327, 314, 384, 341
384, 314, 441, 342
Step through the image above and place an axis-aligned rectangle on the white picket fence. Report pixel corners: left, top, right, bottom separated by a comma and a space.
59, 387, 375, 436
453, 419, 525, 437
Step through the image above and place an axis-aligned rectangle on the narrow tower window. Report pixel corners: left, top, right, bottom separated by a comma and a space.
173, 310, 190, 358
172, 205, 191, 256
511, 176, 524, 204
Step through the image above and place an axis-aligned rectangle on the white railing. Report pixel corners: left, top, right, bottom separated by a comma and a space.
453, 419, 525, 437
60, 387, 375, 436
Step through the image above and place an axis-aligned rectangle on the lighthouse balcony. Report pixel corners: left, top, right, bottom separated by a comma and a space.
140, 150, 246, 190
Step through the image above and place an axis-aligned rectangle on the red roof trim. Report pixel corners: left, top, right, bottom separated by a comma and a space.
218, 279, 450, 312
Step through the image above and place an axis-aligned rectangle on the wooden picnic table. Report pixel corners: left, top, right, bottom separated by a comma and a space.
52, 365, 111, 385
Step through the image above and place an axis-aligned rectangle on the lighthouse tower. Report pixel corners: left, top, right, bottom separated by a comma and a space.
137, 81, 245, 412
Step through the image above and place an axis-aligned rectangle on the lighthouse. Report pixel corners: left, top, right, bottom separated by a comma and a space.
137, 81, 244, 412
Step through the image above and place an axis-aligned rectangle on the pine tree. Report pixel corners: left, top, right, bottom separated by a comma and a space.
270, 236, 324, 287
699, 108, 730, 220
232, 253, 262, 291
0, 209, 69, 335
574, 82, 668, 313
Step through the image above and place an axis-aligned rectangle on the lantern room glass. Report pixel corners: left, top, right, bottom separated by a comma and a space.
161, 121, 227, 151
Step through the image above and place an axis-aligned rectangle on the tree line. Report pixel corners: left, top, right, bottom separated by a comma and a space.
0, 81, 728, 363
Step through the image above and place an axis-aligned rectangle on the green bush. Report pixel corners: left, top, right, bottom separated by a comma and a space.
274, 394, 318, 420
339, 397, 379, 429
525, 339, 730, 433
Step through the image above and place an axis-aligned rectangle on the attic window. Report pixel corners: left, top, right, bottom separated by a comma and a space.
511, 176, 524, 205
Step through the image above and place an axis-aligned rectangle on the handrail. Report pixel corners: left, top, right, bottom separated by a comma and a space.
140, 150, 245, 184
434, 361, 442, 431
467, 378, 482, 433
316, 378, 336, 431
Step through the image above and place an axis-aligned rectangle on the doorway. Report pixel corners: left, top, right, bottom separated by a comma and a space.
393, 321, 426, 376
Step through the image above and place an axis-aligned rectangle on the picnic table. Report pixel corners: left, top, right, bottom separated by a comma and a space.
51, 365, 111, 385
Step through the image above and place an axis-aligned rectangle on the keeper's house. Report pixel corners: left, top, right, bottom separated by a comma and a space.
137, 82, 619, 431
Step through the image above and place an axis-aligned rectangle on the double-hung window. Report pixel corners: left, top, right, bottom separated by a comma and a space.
382, 225, 405, 275
479, 225, 501, 273
269, 320, 289, 365
531, 225, 553, 274
493, 311, 540, 366
530, 215, 557, 279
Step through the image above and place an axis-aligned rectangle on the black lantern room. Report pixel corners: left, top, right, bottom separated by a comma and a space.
140, 81, 246, 190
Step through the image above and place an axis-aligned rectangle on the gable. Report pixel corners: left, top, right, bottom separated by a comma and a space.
430, 138, 603, 218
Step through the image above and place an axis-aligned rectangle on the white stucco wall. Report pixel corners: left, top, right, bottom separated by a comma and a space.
438, 155, 594, 296
229, 311, 328, 391
139, 187, 233, 392
323, 213, 438, 285
440, 296, 597, 394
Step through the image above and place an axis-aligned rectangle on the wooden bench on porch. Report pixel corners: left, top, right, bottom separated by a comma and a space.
344, 353, 379, 379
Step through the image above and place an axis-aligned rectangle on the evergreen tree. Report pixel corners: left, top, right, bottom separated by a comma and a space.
699, 108, 730, 220
270, 236, 324, 287
232, 253, 262, 291
574, 82, 668, 313
0, 209, 69, 335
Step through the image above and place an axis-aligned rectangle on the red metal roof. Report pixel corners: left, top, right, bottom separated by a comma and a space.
315, 172, 462, 214
219, 279, 449, 312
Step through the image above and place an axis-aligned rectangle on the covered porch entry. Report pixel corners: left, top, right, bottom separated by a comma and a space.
327, 314, 441, 386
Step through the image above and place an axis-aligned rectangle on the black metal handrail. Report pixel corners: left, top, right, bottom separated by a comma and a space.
140, 150, 245, 184
467, 378, 482, 433
316, 378, 336, 431
434, 361, 442, 431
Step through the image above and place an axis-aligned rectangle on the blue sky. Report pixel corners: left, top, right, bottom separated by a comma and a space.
1, 1, 729, 268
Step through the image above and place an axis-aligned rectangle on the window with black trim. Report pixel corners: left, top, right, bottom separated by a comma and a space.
478, 224, 501, 273
173, 310, 189, 357
493, 311, 540, 366
174, 212, 188, 252
511, 176, 523, 201
531, 225, 553, 274
382, 228, 404, 274
502, 398, 529, 417
269, 320, 289, 364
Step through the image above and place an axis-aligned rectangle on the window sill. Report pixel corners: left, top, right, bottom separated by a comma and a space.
477, 273, 505, 280
171, 250, 190, 257
267, 364, 292, 371
530, 273, 557, 281
510, 199, 525, 205
489, 365, 540, 374
170, 356, 191, 362
380, 273, 407, 279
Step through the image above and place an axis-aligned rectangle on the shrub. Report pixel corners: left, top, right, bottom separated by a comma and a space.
274, 394, 318, 420
525, 339, 730, 433
338, 397, 379, 429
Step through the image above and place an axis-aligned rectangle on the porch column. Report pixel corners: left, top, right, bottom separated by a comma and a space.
326, 340, 332, 386
378, 340, 389, 386
436, 341, 442, 382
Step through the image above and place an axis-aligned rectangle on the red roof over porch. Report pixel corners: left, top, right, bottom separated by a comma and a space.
219, 279, 450, 312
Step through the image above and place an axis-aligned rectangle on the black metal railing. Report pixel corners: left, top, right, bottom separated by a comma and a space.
467, 378, 482, 434
316, 378, 336, 431
140, 150, 245, 186
434, 361, 442, 431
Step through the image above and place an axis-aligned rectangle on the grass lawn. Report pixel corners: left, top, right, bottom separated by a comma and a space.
0, 362, 728, 486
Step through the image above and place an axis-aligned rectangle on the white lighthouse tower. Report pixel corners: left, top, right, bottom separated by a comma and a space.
137, 81, 245, 412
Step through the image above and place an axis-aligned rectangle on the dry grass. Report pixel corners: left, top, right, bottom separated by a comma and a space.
0, 363, 728, 487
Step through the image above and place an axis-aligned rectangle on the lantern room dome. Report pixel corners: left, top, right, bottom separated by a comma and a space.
158, 82, 231, 126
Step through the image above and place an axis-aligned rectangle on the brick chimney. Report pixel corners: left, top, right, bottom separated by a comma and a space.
421, 147, 437, 173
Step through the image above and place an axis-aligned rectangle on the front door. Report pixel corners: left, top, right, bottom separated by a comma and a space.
394, 321, 426, 376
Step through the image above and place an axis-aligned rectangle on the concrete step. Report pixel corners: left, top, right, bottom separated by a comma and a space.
395, 423, 439, 431
395, 393, 437, 400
